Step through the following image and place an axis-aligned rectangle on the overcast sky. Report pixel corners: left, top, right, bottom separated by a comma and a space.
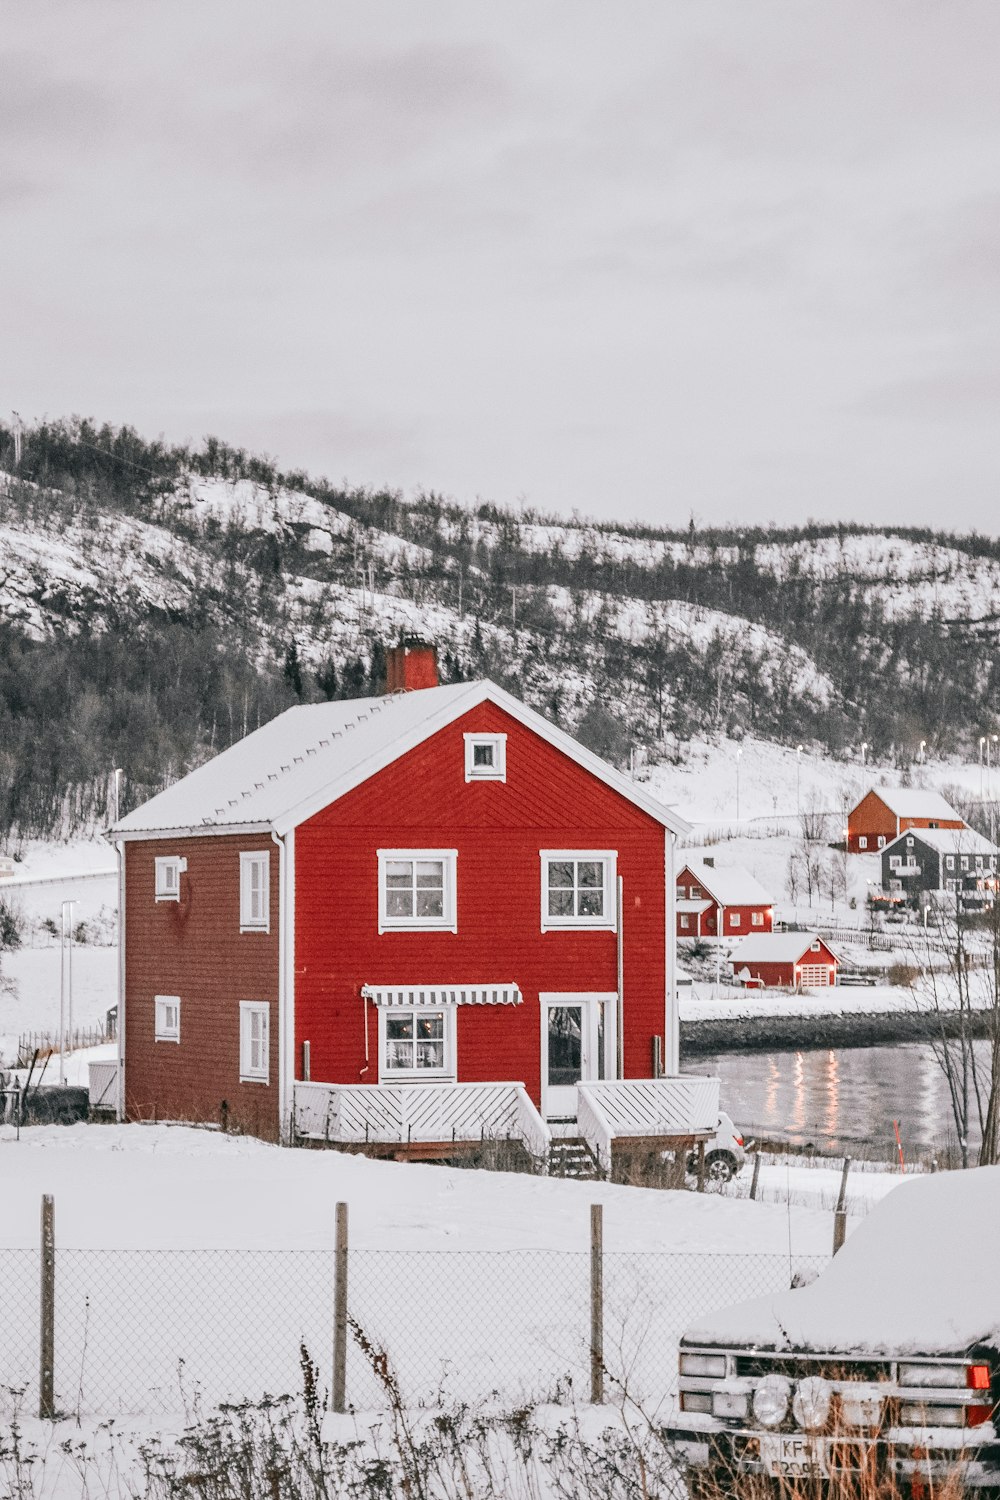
3, 3, 999, 531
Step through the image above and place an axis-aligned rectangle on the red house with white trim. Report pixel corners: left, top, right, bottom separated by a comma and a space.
675, 860, 773, 940
108, 645, 720, 1167
846, 788, 965, 855
729, 933, 840, 990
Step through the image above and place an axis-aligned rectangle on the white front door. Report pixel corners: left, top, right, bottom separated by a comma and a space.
540, 992, 618, 1121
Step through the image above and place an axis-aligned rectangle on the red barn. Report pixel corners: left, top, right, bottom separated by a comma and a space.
847, 788, 964, 855
675, 859, 773, 939
729, 933, 840, 990
108, 651, 721, 1168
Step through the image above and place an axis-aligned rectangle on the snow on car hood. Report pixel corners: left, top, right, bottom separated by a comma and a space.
686, 1167, 1000, 1358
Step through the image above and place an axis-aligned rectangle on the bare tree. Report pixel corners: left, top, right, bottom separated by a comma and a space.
909, 893, 1000, 1168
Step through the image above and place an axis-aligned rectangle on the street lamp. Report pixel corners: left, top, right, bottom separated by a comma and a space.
861, 741, 868, 766
919, 740, 926, 764
735, 746, 743, 821
796, 744, 803, 814
981, 737, 987, 798
59, 899, 76, 1087
113, 767, 123, 824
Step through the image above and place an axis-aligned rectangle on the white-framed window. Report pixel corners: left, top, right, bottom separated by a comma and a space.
890, 879, 903, 892
858, 836, 868, 850
675, 886, 686, 900
729, 912, 740, 927
239, 1001, 270, 1083
379, 1005, 456, 1080
889, 855, 902, 870
464, 733, 507, 782
976, 856, 984, 870
877, 836, 886, 849
906, 837, 914, 848
946, 878, 960, 893
946, 855, 955, 870
752, 912, 765, 927
378, 850, 457, 932
961, 856, 970, 871
239, 851, 270, 932
679, 913, 690, 931
154, 994, 180, 1042
540, 851, 617, 931
810, 940, 821, 952
154, 856, 185, 901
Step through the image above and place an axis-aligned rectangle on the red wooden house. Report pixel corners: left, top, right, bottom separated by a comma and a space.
107, 645, 720, 1169
675, 859, 773, 939
729, 933, 840, 990
846, 788, 964, 855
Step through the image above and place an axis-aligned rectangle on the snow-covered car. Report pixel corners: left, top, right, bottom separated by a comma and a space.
686, 1112, 749, 1183
671, 1167, 1000, 1491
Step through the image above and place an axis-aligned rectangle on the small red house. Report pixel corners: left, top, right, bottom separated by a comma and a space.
729, 933, 840, 990
108, 647, 720, 1164
847, 788, 964, 855
675, 860, 773, 939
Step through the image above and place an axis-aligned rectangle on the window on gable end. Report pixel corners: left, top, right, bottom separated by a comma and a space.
240, 852, 270, 932
464, 733, 506, 782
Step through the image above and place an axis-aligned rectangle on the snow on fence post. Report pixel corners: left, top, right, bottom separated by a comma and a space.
333, 1201, 349, 1413
590, 1202, 604, 1404
40, 1194, 55, 1419
832, 1157, 851, 1255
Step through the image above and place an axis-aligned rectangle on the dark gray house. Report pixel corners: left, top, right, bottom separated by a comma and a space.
881, 827, 1000, 906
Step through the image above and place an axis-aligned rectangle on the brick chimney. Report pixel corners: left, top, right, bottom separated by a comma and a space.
385, 636, 439, 693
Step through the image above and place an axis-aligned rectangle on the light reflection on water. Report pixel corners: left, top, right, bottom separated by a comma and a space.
683, 1042, 989, 1160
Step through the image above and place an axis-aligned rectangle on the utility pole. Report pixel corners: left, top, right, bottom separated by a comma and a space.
59, 900, 75, 1086
796, 744, 803, 815
735, 746, 742, 821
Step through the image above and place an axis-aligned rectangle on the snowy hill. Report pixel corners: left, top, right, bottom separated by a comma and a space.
0, 416, 997, 841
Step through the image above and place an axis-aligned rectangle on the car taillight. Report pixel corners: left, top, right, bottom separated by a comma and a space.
967, 1364, 991, 1391
735, 1135, 744, 1147
967, 1405, 993, 1428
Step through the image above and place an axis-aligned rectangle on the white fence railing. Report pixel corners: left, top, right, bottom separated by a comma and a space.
294, 1081, 551, 1160
576, 1077, 720, 1174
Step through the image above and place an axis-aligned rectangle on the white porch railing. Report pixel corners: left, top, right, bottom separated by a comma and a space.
294, 1081, 551, 1161
88, 1060, 119, 1112
576, 1076, 720, 1175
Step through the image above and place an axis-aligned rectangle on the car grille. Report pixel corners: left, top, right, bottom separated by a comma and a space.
734, 1355, 893, 1382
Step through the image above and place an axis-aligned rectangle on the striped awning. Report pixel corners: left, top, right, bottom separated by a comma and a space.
361, 984, 522, 1007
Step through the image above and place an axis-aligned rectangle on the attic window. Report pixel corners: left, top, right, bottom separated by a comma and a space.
810, 941, 821, 952
154, 856, 186, 902
464, 733, 507, 783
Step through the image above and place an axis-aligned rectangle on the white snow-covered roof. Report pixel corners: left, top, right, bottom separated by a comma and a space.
883, 826, 999, 857
677, 898, 713, 914
682, 1166, 1000, 1357
112, 680, 690, 840
728, 933, 837, 966
860, 786, 963, 821
680, 860, 771, 907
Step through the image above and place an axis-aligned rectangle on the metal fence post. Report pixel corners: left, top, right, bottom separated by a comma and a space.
333, 1201, 348, 1413
590, 1202, 604, 1404
40, 1194, 55, 1419
833, 1156, 851, 1254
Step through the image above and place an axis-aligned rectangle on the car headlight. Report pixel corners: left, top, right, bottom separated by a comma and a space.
680, 1353, 727, 1379
792, 1375, 832, 1432
753, 1374, 792, 1429
898, 1363, 966, 1389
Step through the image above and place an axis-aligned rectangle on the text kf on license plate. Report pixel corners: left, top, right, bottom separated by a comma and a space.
759, 1434, 828, 1478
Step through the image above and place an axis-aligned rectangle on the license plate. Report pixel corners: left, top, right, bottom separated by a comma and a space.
758, 1434, 829, 1479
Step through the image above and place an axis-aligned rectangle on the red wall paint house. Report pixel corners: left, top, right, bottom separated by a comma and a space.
847, 788, 965, 855
113, 677, 690, 1143
674, 860, 772, 940
729, 934, 840, 991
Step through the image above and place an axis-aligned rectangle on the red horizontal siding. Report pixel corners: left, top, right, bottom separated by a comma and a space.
294, 701, 667, 1105
123, 834, 280, 1139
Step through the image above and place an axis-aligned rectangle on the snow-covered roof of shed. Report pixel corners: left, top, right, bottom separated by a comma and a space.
111, 679, 691, 840
681, 860, 771, 906
884, 826, 998, 857
862, 787, 963, 821
728, 933, 838, 965
682, 1166, 1000, 1357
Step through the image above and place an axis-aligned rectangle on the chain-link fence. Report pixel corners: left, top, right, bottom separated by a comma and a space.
0, 1226, 828, 1422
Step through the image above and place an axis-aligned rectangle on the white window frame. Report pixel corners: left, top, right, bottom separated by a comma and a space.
729, 912, 740, 928
154, 856, 185, 902
377, 849, 458, 933
858, 836, 868, 850
679, 913, 690, 931
890, 879, 903, 892
946, 855, 955, 870
751, 911, 765, 927
877, 836, 886, 849
239, 851, 270, 933
810, 940, 821, 952
239, 1001, 270, 1083
154, 994, 180, 1043
464, 733, 507, 782
906, 836, 914, 847
378, 1005, 457, 1081
946, 878, 960, 893
889, 855, 902, 870
540, 850, 617, 932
